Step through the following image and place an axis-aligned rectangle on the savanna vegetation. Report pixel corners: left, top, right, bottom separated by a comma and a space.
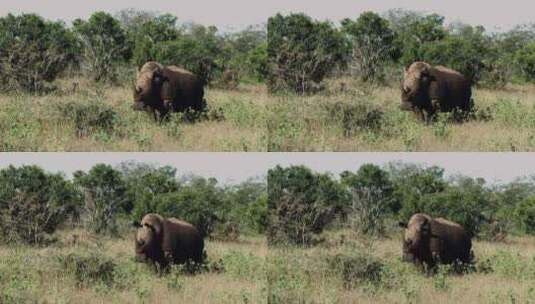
266, 10, 535, 151
266, 164, 535, 303
0, 10, 268, 151
0, 162, 267, 303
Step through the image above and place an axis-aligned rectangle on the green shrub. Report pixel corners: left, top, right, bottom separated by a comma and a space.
513, 197, 535, 234
58, 252, 116, 287
341, 12, 397, 82
52, 100, 118, 138
327, 252, 384, 288
0, 165, 80, 244
267, 13, 346, 94
514, 41, 535, 81
0, 14, 77, 92
131, 176, 224, 238
323, 101, 383, 137
72, 12, 129, 82
220, 251, 265, 280
74, 164, 127, 235
267, 166, 348, 246
266, 254, 308, 303
419, 25, 489, 83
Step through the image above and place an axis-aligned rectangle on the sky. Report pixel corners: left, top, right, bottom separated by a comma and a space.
0, 153, 534, 185
1, 0, 533, 31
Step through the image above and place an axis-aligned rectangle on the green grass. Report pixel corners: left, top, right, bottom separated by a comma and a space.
0, 229, 267, 304
0, 78, 268, 151
2, 76, 535, 151
266, 229, 535, 303
266, 77, 535, 151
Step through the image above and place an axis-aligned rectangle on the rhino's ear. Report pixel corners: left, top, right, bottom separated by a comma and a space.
398, 221, 408, 228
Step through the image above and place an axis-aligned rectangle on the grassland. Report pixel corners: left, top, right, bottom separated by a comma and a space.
2, 76, 535, 151
0, 77, 268, 152
0, 229, 267, 304
267, 229, 535, 304
267, 77, 535, 151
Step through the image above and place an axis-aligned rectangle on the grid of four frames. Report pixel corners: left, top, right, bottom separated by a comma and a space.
1, 1, 535, 303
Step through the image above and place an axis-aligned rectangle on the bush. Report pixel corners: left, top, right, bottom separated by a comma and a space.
0, 14, 76, 92
131, 176, 224, 238
267, 13, 346, 94
341, 12, 397, 82
73, 12, 129, 82
267, 166, 348, 246
74, 164, 127, 235
58, 252, 116, 287
400, 186, 487, 238
52, 100, 118, 138
513, 197, 535, 234
246, 43, 269, 82
514, 42, 535, 81
0, 165, 80, 244
419, 26, 489, 84
323, 101, 383, 137
327, 252, 384, 288
131, 21, 224, 85
128, 14, 181, 68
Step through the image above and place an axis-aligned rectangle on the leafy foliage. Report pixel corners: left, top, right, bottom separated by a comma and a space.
72, 12, 129, 82
341, 12, 397, 82
267, 13, 346, 93
0, 14, 77, 92
74, 164, 127, 235
0, 165, 80, 244
267, 165, 348, 246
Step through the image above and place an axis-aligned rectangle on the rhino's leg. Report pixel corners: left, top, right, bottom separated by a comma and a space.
163, 99, 174, 112
164, 250, 174, 263
413, 108, 425, 121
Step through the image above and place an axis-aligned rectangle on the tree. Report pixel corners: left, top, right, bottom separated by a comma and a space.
514, 42, 535, 81
143, 176, 225, 238
247, 42, 269, 81
129, 13, 181, 68
420, 24, 490, 83
74, 164, 126, 235
73, 12, 129, 82
152, 24, 223, 84
267, 166, 347, 246
0, 14, 77, 92
387, 163, 447, 220
267, 13, 346, 94
0, 165, 80, 244
340, 164, 399, 214
513, 197, 535, 234
389, 12, 447, 66
221, 25, 267, 82
341, 12, 397, 82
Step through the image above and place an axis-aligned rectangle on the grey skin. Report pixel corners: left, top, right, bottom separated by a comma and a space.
398, 213, 472, 268
134, 213, 204, 269
133, 61, 205, 121
400, 61, 472, 122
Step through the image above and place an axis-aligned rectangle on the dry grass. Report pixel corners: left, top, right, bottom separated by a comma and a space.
0, 78, 268, 151
267, 229, 535, 304
0, 228, 267, 304
267, 77, 535, 151
2, 76, 535, 151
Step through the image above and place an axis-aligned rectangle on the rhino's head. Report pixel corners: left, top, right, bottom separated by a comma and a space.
134, 213, 164, 262
400, 61, 436, 110
399, 213, 432, 258
133, 61, 168, 112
